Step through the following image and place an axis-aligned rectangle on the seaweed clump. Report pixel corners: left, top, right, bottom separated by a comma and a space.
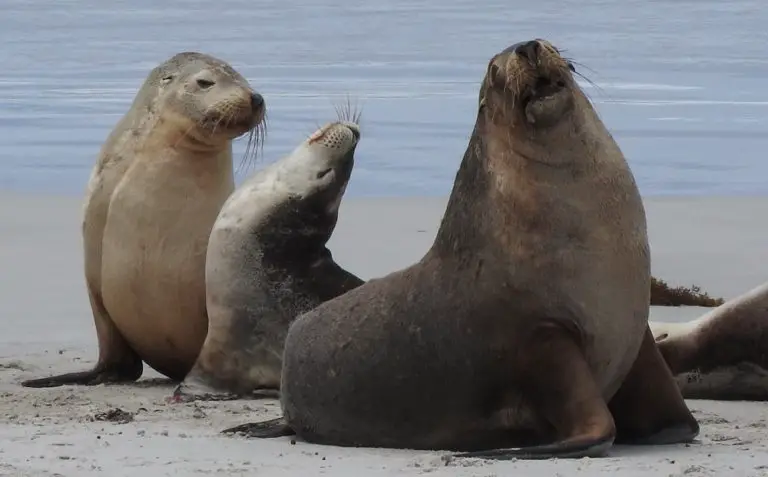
650, 276, 725, 307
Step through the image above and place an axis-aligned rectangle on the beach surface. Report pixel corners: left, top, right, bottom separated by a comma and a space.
1, 192, 767, 476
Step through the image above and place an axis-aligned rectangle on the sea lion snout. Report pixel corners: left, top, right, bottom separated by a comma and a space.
343, 122, 361, 141
250, 92, 265, 112
508, 39, 542, 62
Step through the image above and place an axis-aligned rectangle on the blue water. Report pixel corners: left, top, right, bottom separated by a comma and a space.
2, 0, 766, 197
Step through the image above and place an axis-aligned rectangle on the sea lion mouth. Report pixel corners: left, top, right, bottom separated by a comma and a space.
202, 108, 264, 136
521, 76, 567, 111
486, 39, 576, 126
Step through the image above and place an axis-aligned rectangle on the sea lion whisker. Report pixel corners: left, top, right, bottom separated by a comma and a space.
246, 129, 258, 172
557, 57, 608, 101
236, 129, 251, 174
574, 71, 608, 102
240, 115, 267, 175
331, 95, 363, 126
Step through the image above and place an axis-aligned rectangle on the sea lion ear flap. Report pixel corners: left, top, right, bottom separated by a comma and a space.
486, 60, 504, 89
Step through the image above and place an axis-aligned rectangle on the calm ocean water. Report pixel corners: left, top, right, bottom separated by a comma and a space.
1, 0, 766, 197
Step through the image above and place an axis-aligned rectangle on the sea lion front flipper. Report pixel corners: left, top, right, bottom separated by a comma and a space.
222, 417, 296, 438
608, 326, 700, 445
21, 283, 143, 388
456, 322, 616, 460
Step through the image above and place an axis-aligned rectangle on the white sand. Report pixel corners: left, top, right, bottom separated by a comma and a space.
2, 192, 768, 476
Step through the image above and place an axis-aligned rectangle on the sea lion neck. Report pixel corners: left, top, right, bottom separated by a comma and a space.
430, 124, 493, 258
254, 195, 339, 264
429, 117, 586, 261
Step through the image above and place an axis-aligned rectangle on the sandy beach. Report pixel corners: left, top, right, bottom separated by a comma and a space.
2, 192, 768, 476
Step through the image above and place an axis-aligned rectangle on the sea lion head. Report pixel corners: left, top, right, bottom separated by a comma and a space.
212, 109, 361, 256
434, 39, 628, 255
151, 52, 266, 147
479, 39, 579, 131
276, 114, 361, 217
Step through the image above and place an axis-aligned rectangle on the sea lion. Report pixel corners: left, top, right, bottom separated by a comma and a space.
652, 280, 768, 401
172, 113, 365, 402
21, 52, 266, 388
221, 39, 698, 459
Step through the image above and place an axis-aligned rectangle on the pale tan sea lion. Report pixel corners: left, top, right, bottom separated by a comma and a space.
21, 51, 266, 388
652, 281, 768, 401
173, 112, 365, 402
221, 39, 698, 459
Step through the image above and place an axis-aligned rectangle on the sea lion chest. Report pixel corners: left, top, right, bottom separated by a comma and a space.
100, 151, 234, 372
500, 173, 650, 398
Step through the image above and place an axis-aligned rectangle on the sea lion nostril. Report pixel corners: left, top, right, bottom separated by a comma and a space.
514, 40, 541, 61
502, 41, 526, 55
251, 92, 264, 110
347, 126, 360, 141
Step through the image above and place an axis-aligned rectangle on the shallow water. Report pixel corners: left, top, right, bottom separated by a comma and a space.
1, 0, 766, 197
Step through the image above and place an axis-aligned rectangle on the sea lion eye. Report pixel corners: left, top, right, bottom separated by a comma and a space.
160, 75, 174, 85
197, 79, 216, 89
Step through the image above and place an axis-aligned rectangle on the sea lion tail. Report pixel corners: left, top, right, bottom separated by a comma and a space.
451, 433, 614, 460
221, 417, 296, 438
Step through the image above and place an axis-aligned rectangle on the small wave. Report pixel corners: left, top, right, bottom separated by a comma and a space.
580, 82, 703, 92
607, 99, 768, 106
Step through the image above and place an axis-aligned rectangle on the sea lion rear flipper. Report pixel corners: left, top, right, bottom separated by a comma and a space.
20, 368, 136, 388
456, 322, 616, 460
608, 326, 699, 444
21, 286, 142, 388
170, 382, 280, 403
221, 417, 295, 438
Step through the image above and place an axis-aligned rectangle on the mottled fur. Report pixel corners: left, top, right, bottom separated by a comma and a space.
174, 119, 364, 401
